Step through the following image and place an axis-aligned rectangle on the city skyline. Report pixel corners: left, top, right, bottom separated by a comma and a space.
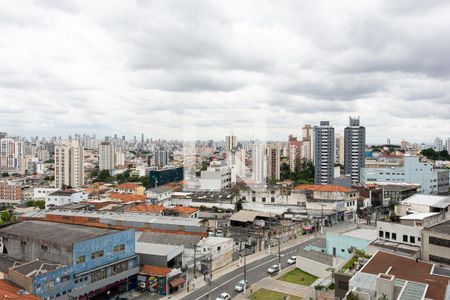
0, 1, 449, 142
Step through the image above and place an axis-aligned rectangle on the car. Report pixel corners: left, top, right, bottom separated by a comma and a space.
216, 292, 231, 300
267, 264, 280, 274
234, 279, 248, 292
287, 256, 297, 264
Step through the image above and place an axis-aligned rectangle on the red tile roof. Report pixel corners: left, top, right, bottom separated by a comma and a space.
0, 280, 41, 299
115, 183, 142, 189
172, 206, 198, 214
293, 184, 355, 193
140, 265, 171, 277
127, 204, 165, 213
109, 194, 146, 202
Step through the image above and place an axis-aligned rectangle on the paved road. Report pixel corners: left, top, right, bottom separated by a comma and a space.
181, 239, 313, 300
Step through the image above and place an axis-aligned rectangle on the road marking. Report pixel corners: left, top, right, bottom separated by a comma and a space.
194, 256, 281, 300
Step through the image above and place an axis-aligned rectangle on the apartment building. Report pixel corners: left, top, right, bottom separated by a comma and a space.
0, 138, 23, 174
54, 140, 85, 189
200, 161, 232, 190
314, 121, 335, 184
0, 181, 22, 205
344, 117, 366, 183
98, 141, 115, 171
266, 144, 281, 181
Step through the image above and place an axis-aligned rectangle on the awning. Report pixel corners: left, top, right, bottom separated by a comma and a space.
169, 277, 185, 288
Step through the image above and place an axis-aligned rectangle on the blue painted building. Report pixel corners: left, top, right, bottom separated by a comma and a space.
0, 220, 139, 300
325, 229, 377, 258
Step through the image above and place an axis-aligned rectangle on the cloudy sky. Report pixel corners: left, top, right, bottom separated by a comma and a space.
1, 0, 449, 143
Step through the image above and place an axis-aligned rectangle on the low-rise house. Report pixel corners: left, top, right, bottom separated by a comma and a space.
394, 194, 450, 216
0, 220, 139, 300
147, 186, 173, 204
195, 237, 234, 271
112, 183, 145, 195
32, 187, 58, 200
45, 190, 88, 209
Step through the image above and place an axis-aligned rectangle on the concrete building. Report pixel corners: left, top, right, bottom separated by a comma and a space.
45, 190, 89, 209
200, 161, 232, 190
195, 237, 233, 271
149, 167, 183, 188
147, 186, 173, 204
0, 181, 22, 205
266, 144, 281, 181
54, 140, 85, 189
361, 155, 450, 194
344, 117, 365, 183
335, 133, 345, 165
288, 135, 301, 172
155, 150, 169, 167
434, 137, 444, 151
0, 220, 138, 300
348, 251, 450, 300
252, 143, 266, 184
0, 138, 23, 174
98, 141, 115, 171
301, 124, 313, 161
33, 187, 59, 200
421, 219, 450, 266
314, 121, 335, 184
394, 194, 450, 216
227, 148, 246, 181
225, 135, 237, 152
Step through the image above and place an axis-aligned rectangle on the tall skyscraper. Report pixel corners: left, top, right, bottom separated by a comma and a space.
252, 143, 266, 184
267, 144, 281, 180
434, 137, 444, 151
314, 121, 335, 184
55, 140, 84, 189
99, 142, 115, 171
344, 117, 366, 183
301, 125, 313, 161
446, 138, 450, 153
155, 150, 169, 167
288, 135, 301, 172
0, 138, 23, 173
225, 135, 237, 152
335, 133, 345, 165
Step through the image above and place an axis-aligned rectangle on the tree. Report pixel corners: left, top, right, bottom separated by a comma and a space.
0, 210, 15, 224
236, 199, 243, 211
1, 172, 9, 177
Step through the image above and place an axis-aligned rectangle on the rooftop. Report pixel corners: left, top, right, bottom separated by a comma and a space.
401, 194, 450, 208
0, 220, 117, 247
0, 279, 41, 300
137, 231, 202, 249
109, 194, 146, 202
11, 259, 63, 278
341, 229, 377, 241
140, 265, 171, 277
426, 219, 450, 234
400, 212, 440, 221
360, 251, 449, 300
48, 190, 79, 196
293, 184, 355, 193
229, 210, 273, 223
115, 183, 142, 189
148, 186, 173, 194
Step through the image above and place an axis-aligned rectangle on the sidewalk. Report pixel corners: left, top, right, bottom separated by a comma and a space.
159, 234, 319, 300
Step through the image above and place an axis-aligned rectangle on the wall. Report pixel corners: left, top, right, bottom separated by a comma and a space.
296, 255, 331, 278
377, 221, 421, 246
325, 232, 373, 258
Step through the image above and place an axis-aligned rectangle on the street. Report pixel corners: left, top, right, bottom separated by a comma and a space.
181, 239, 314, 300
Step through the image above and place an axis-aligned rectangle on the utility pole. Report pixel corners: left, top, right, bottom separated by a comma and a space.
277, 236, 281, 272
193, 246, 197, 279
241, 241, 247, 291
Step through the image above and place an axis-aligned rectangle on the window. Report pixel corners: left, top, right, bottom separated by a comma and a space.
379, 231, 384, 238
76, 255, 86, 264
429, 255, 450, 265
111, 261, 128, 276
429, 236, 450, 247
271, 197, 275, 203
21, 241, 26, 247
252, 197, 256, 202
385, 232, 390, 239
113, 244, 125, 253
61, 274, 70, 282
392, 233, 397, 240
91, 269, 107, 283
41, 245, 48, 251
262, 197, 266, 202
217, 246, 221, 251
91, 250, 104, 259
403, 235, 408, 242
410, 236, 415, 244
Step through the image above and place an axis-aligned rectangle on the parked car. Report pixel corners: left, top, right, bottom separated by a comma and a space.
267, 264, 280, 274
234, 279, 248, 292
287, 256, 297, 264
216, 292, 231, 300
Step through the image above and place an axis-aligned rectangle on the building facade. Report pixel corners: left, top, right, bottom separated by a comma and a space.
314, 121, 335, 184
267, 144, 281, 181
98, 142, 115, 171
55, 140, 85, 189
252, 143, 266, 184
344, 117, 365, 183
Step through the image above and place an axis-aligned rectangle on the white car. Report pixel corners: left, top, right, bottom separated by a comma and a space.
234, 279, 248, 292
267, 264, 280, 274
287, 256, 297, 264
216, 292, 231, 300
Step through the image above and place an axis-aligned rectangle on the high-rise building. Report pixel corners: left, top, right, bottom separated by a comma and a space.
288, 135, 301, 172
99, 142, 115, 171
301, 125, 313, 161
335, 133, 345, 165
55, 140, 84, 188
314, 121, 335, 184
446, 138, 450, 153
434, 137, 444, 151
0, 138, 23, 173
267, 144, 281, 181
225, 135, 237, 152
252, 143, 266, 184
155, 150, 169, 167
344, 117, 366, 183
227, 148, 246, 182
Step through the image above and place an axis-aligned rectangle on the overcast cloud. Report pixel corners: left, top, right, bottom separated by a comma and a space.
0, 0, 449, 143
